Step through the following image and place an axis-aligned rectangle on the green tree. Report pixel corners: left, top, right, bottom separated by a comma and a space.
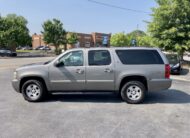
0, 14, 31, 50
67, 32, 78, 45
138, 35, 153, 47
127, 30, 146, 46
110, 32, 129, 47
148, 0, 190, 59
42, 19, 67, 54
127, 30, 146, 38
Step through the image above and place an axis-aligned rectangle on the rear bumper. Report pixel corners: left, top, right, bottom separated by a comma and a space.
12, 79, 20, 93
148, 79, 172, 92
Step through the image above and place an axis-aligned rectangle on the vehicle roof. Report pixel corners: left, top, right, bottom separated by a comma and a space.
70, 47, 160, 51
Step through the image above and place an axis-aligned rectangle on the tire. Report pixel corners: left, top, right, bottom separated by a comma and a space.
121, 81, 146, 104
21, 80, 46, 102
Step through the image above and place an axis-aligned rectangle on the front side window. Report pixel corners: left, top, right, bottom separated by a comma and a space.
59, 50, 83, 66
88, 50, 111, 66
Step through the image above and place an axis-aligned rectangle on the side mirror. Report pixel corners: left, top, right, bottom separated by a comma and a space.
55, 60, 64, 67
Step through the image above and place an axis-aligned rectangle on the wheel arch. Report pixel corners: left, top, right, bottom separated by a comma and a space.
119, 75, 148, 92
19, 76, 48, 93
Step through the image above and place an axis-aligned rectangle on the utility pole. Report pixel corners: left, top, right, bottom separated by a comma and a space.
136, 24, 139, 46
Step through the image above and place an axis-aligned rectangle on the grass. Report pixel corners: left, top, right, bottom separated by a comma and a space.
16, 50, 34, 53
16, 50, 56, 57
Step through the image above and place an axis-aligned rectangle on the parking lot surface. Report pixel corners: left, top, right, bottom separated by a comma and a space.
0, 57, 190, 138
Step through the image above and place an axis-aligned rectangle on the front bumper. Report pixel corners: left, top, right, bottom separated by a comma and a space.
148, 79, 172, 92
12, 79, 20, 93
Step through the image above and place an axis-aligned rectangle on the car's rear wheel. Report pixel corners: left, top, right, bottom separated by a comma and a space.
21, 80, 46, 102
121, 81, 146, 104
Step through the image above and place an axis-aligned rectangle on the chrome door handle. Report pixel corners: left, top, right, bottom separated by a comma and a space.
104, 68, 112, 73
76, 69, 84, 74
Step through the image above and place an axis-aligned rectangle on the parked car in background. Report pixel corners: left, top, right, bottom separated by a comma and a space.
16, 46, 22, 50
35, 46, 44, 50
0, 49, 17, 57
166, 53, 182, 74
41, 46, 51, 50
22, 46, 33, 50
16, 46, 32, 50
35, 46, 51, 50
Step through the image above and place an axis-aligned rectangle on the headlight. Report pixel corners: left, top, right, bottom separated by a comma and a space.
13, 71, 17, 79
173, 63, 180, 68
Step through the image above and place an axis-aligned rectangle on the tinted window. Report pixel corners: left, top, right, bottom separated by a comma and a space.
59, 50, 83, 66
88, 50, 111, 66
116, 50, 164, 64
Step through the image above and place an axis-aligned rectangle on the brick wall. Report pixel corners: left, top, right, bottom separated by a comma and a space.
32, 32, 111, 49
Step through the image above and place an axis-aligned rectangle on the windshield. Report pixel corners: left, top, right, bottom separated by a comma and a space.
166, 54, 179, 64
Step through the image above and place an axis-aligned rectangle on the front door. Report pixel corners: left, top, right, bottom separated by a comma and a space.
49, 50, 85, 91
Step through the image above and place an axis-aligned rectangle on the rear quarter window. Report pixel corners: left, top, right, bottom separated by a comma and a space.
116, 50, 164, 65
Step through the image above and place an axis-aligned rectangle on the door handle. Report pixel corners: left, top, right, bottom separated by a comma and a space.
76, 69, 84, 74
104, 68, 112, 73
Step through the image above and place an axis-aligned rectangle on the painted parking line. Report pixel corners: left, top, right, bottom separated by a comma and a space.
170, 76, 190, 82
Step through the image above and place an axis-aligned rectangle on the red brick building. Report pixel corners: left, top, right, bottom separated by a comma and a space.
32, 32, 111, 49
32, 34, 46, 49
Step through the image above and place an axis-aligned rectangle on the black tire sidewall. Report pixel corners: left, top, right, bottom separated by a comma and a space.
21, 80, 44, 102
121, 81, 146, 104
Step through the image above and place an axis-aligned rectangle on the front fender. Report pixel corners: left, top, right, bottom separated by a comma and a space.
17, 66, 50, 91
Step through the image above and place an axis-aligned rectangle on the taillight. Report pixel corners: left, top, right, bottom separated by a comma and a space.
165, 64, 170, 79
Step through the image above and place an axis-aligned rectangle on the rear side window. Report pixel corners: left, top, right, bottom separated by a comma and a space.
116, 50, 164, 64
88, 50, 111, 66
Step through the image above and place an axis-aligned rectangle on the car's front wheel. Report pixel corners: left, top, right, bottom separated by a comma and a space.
121, 81, 146, 104
21, 80, 46, 102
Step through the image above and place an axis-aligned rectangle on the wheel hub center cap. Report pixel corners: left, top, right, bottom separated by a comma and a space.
132, 91, 136, 94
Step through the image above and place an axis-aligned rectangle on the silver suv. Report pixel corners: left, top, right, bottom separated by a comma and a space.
12, 47, 172, 104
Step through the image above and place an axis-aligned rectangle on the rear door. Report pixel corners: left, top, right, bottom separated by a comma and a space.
86, 49, 115, 91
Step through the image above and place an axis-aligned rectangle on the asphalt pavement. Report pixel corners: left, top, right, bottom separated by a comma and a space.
0, 57, 190, 138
